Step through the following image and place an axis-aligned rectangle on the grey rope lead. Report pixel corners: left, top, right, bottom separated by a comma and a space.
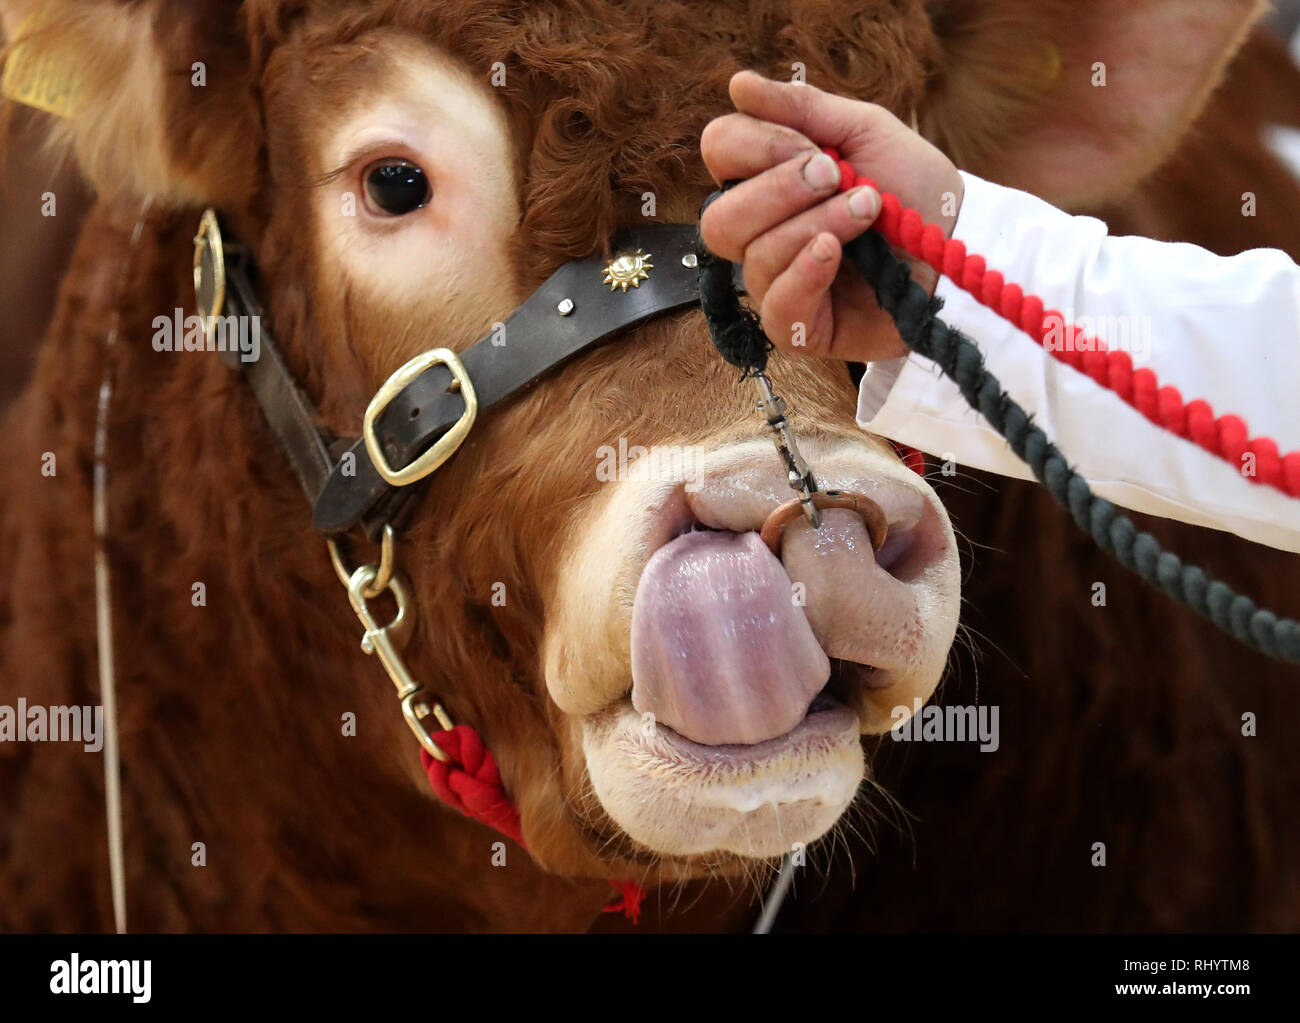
696, 189, 1299, 664
841, 229, 1300, 664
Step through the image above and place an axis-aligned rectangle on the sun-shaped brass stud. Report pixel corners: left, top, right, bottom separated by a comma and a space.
602, 249, 653, 292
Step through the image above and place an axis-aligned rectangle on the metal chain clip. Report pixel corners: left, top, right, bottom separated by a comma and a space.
327, 526, 454, 762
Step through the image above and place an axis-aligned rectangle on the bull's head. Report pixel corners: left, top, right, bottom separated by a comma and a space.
3, 0, 1260, 893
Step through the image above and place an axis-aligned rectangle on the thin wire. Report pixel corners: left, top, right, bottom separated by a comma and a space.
92, 375, 124, 934
93, 197, 153, 935
751, 853, 796, 933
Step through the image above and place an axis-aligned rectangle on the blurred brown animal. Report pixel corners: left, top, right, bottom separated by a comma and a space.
0, 105, 90, 408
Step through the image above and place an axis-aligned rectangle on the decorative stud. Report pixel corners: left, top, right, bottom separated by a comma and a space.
681, 253, 698, 269
557, 298, 575, 316
602, 249, 653, 292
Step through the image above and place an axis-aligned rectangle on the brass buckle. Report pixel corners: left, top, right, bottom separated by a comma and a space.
192, 208, 226, 340
363, 348, 478, 487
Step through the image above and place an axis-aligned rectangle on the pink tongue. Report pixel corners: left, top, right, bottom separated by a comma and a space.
630, 530, 830, 746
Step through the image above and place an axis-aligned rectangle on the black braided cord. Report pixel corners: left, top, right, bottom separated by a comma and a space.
697, 189, 774, 375
695, 196, 1300, 665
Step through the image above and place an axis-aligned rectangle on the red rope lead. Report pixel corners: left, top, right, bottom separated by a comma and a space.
601, 879, 646, 924
421, 724, 525, 846
419, 724, 643, 923
892, 442, 926, 476
824, 148, 1300, 500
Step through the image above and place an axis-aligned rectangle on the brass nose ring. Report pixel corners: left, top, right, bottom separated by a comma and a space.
759, 490, 889, 556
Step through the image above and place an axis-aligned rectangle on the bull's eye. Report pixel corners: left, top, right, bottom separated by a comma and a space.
363, 160, 430, 216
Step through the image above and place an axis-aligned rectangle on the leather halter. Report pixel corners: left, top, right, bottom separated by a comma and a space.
193, 211, 744, 541
190, 210, 794, 929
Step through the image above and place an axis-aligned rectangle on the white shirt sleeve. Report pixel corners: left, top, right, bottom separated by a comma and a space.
857, 170, 1300, 553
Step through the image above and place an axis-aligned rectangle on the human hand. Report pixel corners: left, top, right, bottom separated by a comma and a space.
700, 71, 964, 363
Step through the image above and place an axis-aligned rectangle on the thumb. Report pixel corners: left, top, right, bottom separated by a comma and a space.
729, 70, 886, 153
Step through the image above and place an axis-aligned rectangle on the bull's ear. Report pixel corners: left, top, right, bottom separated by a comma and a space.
0, 0, 260, 209
920, 0, 1266, 208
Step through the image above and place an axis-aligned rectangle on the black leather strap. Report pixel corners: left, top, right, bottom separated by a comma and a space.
313, 222, 730, 535
219, 243, 336, 503
206, 219, 743, 541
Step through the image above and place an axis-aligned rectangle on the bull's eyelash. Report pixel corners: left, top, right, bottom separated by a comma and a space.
310, 164, 350, 189
313, 136, 421, 190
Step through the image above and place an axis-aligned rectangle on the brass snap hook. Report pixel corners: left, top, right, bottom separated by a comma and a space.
326, 529, 455, 762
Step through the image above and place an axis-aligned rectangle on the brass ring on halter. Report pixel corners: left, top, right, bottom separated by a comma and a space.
759, 490, 889, 556
327, 524, 396, 599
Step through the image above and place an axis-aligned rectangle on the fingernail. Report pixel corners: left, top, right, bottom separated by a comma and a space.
848, 185, 880, 219
803, 152, 840, 192
811, 234, 835, 262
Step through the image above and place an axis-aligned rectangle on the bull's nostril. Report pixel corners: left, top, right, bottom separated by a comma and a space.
409, 407, 420, 419
759, 491, 888, 555
873, 526, 916, 577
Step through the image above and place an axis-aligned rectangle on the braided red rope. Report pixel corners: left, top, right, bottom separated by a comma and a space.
824, 148, 1300, 500
421, 724, 525, 846
419, 724, 645, 922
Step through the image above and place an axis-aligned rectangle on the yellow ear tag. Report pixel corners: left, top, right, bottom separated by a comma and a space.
2, 19, 83, 118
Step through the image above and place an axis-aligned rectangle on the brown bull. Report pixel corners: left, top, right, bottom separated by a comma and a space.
0, 0, 1290, 933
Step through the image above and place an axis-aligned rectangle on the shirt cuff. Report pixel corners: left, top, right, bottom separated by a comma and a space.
854, 356, 906, 424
